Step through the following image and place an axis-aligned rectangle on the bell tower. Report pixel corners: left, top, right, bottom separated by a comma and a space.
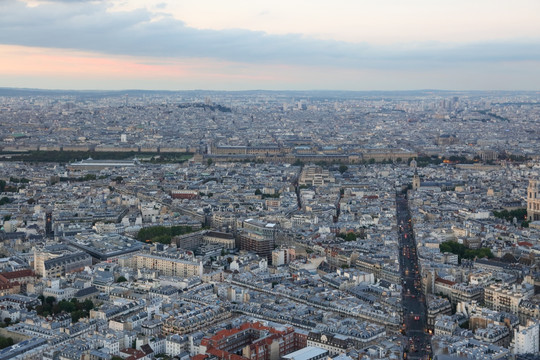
412, 170, 421, 190
528, 179, 539, 221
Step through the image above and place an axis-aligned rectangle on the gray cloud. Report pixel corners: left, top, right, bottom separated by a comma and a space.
31, 0, 105, 2
1, 0, 539, 69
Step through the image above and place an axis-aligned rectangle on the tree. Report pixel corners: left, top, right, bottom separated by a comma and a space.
116, 276, 127, 283
254, 188, 262, 195
83, 299, 94, 311
345, 233, 357, 242
3, 318, 11, 326
493, 208, 527, 222
71, 310, 86, 323
439, 240, 493, 262
207, 158, 213, 166
58, 300, 75, 313
0, 336, 13, 349
136, 225, 189, 244
45, 296, 56, 306
338, 165, 348, 174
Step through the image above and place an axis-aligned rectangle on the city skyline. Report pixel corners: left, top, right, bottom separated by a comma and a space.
0, 78, 539, 358
1, 0, 540, 91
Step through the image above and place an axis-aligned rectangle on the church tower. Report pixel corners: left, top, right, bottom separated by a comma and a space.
528, 179, 540, 221
412, 170, 421, 190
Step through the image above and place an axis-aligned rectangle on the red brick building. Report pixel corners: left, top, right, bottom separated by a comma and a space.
0, 269, 37, 293
200, 322, 302, 360
171, 190, 199, 200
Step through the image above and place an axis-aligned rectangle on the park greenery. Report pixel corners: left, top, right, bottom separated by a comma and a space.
59, 174, 98, 182
476, 110, 509, 122
261, 193, 280, 199
8, 177, 30, 183
0, 197, 12, 206
439, 240, 493, 263
338, 232, 357, 242
493, 208, 527, 222
147, 153, 193, 164
36, 296, 95, 323
414, 156, 442, 167
0, 180, 19, 193
254, 189, 280, 199
0, 336, 14, 349
0, 150, 192, 164
498, 154, 529, 162
177, 103, 232, 112
136, 225, 197, 244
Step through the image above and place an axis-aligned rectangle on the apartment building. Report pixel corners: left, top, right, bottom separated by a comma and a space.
133, 253, 203, 278
484, 283, 534, 314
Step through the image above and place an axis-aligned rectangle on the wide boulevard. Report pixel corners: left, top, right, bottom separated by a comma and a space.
396, 193, 432, 359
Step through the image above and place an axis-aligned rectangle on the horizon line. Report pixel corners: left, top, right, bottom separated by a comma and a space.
1, 87, 539, 93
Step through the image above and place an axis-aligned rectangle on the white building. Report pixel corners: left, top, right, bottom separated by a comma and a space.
272, 247, 296, 266
282, 346, 328, 360
514, 321, 540, 355
484, 283, 534, 314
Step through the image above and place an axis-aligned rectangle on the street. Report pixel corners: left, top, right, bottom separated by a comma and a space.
396, 193, 432, 360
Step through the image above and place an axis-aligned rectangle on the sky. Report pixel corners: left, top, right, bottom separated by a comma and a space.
1, 0, 540, 91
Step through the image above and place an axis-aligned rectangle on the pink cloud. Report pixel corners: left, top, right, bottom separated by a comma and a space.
0, 44, 294, 88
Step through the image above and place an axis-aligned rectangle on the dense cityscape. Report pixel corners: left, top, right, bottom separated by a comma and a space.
0, 89, 538, 360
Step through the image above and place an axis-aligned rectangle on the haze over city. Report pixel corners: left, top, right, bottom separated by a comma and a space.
1, 0, 540, 90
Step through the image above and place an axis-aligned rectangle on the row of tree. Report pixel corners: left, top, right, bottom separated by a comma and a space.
59, 174, 99, 182
8, 177, 30, 184
0, 150, 192, 163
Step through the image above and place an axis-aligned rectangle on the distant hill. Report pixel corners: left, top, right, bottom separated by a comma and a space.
0, 87, 537, 100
